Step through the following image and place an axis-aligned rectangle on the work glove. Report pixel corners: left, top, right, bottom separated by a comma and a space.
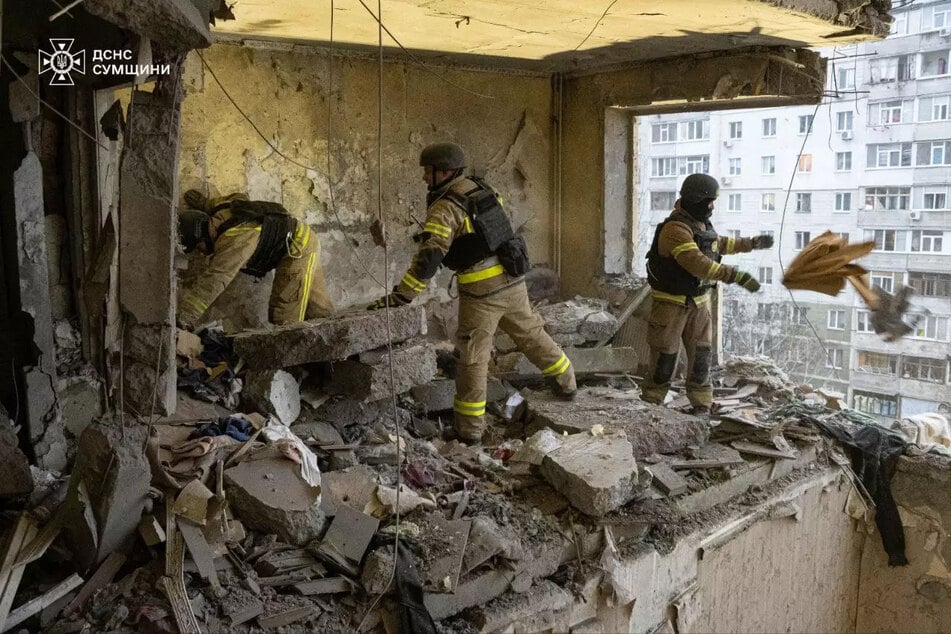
751, 234, 774, 250
733, 270, 761, 293
367, 287, 412, 311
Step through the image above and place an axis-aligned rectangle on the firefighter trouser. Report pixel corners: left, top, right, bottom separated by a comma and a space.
454, 281, 576, 441
643, 297, 713, 409
269, 224, 335, 325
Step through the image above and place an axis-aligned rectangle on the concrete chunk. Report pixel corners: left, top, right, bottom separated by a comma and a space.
328, 343, 436, 402
471, 581, 572, 633
242, 369, 301, 425
232, 306, 425, 369
224, 451, 326, 546
410, 377, 508, 413
540, 433, 638, 516
0, 420, 32, 499
495, 346, 637, 378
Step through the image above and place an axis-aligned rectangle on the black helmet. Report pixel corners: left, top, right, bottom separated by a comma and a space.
679, 173, 719, 203
178, 209, 211, 254
419, 143, 466, 171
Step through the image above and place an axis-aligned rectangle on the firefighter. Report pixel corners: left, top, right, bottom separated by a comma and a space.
176, 195, 335, 329
368, 143, 576, 442
643, 173, 773, 412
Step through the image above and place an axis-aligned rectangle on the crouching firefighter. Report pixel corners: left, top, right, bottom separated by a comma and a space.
177, 196, 335, 329
368, 143, 576, 442
643, 173, 773, 413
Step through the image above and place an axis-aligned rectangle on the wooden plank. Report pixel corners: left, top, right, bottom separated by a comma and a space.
0, 515, 39, 631
13, 514, 62, 567
646, 463, 689, 496
178, 521, 222, 592
224, 600, 264, 625
63, 551, 126, 617
730, 441, 798, 460
292, 577, 352, 596
596, 285, 650, 347
257, 606, 318, 629
162, 512, 201, 634
669, 458, 745, 471
3, 574, 83, 633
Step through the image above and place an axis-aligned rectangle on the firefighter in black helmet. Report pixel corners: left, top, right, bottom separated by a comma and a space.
643, 173, 774, 412
368, 142, 576, 442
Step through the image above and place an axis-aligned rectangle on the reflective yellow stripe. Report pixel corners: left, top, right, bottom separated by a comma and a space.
706, 262, 721, 278
651, 290, 688, 305
453, 398, 486, 416
401, 272, 427, 292
671, 242, 699, 257
299, 252, 316, 321
182, 294, 208, 314
542, 353, 570, 376
725, 236, 736, 254
694, 292, 711, 305
458, 264, 504, 284
223, 225, 262, 237
423, 222, 451, 239
463, 217, 473, 234
294, 223, 311, 250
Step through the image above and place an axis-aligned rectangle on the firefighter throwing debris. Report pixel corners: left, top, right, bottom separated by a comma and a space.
368, 143, 576, 442
177, 194, 335, 329
643, 173, 774, 413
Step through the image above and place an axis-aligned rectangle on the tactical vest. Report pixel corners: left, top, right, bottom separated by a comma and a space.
438, 177, 521, 273
216, 200, 298, 278
646, 218, 721, 297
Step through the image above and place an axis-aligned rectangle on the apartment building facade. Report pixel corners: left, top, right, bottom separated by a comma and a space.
634, 0, 951, 421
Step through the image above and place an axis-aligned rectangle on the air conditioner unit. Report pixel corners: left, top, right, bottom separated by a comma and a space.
910, 210, 922, 221
723, 140, 733, 148
720, 177, 732, 185
841, 130, 854, 140
940, 27, 951, 36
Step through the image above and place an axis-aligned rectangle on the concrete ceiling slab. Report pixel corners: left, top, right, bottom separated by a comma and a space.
213, 0, 888, 72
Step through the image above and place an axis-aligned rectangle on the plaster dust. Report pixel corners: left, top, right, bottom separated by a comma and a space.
178, 43, 554, 324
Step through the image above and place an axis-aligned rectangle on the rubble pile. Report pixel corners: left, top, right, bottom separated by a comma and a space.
0, 307, 942, 632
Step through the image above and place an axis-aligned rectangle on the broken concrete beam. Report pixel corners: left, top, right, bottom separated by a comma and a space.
417, 514, 471, 593
494, 346, 637, 378
526, 392, 708, 460
232, 306, 426, 369
313, 397, 411, 433
0, 420, 33, 498
292, 577, 351, 596
242, 369, 301, 425
327, 343, 436, 402
410, 377, 509, 413
540, 433, 638, 516
224, 451, 326, 546
537, 299, 610, 336
257, 605, 318, 628
646, 463, 689, 497
579, 310, 619, 341
83, 0, 211, 52
62, 422, 150, 572
470, 580, 572, 634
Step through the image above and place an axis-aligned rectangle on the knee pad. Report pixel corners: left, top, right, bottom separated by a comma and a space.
653, 352, 678, 385
691, 345, 712, 385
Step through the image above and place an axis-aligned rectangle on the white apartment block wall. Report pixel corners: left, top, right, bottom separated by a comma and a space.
634, 0, 951, 420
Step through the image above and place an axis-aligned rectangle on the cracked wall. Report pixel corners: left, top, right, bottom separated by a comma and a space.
178, 43, 553, 329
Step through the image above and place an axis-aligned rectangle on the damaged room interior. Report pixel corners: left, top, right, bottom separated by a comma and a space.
1, 0, 950, 632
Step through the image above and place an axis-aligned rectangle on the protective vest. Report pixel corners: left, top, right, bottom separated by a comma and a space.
646, 219, 721, 297
438, 177, 528, 276
217, 200, 297, 278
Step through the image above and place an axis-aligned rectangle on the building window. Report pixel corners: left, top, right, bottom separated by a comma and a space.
857, 351, 898, 375
919, 95, 951, 122
856, 310, 873, 332
838, 232, 850, 242
837, 67, 855, 90
651, 122, 678, 143
902, 356, 948, 384
729, 158, 742, 176
684, 119, 710, 140
866, 229, 902, 252
791, 306, 808, 325
868, 143, 912, 168
828, 309, 846, 330
890, 12, 907, 36
761, 193, 776, 212
853, 391, 898, 417
836, 111, 854, 132
864, 187, 911, 211
761, 156, 776, 175
795, 193, 812, 213
912, 315, 949, 341
870, 272, 894, 293
921, 51, 949, 78
826, 348, 844, 369
908, 272, 951, 298
727, 229, 742, 240
925, 4, 951, 30
917, 140, 951, 166
835, 151, 852, 171
684, 155, 709, 174
870, 55, 915, 83
650, 191, 677, 211
729, 121, 743, 139
728, 193, 742, 212
911, 230, 944, 253
758, 267, 773, 284
757, 303, 774, 320
797, 154, 813, 172
834, 192, 852, 212
651, 155, 710, 177
798, 115, 814, 134
762, 118, 777, 137
869, 100, 907, 125
795, 231, 811, 249
923, 191, 948, 210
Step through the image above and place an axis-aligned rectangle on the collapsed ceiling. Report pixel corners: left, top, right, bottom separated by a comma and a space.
213, 0, 891, 72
